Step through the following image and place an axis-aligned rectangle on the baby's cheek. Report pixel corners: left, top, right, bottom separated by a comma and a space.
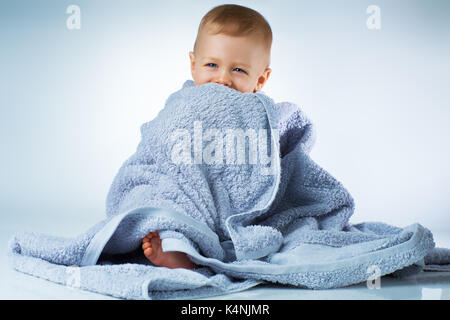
193, 71, 210, 84
194, 77, 210, 86
237, 81, 255, 93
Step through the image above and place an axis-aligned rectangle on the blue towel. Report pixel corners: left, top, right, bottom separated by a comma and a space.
7, 80, 450, 299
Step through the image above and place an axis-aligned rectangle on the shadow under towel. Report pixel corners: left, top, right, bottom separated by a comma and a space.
7, 80, 450, 299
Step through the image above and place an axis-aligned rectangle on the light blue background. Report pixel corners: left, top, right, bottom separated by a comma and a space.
1, 0, 449, 234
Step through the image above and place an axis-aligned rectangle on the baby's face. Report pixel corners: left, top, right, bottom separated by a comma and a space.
189, 32, 271, 93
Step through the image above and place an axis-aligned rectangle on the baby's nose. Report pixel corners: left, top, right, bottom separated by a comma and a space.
214, 75, 232, 88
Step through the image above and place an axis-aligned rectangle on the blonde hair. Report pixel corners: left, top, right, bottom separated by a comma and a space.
193, 4, 272, 53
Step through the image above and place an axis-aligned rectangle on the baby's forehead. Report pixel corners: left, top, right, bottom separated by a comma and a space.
195, 29, 271, 66
199, 31, 270, 53
202, 27, 266, 42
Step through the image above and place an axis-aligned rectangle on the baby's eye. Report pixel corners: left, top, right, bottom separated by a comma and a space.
206, 63, 218, 68
233, 68, 247, 74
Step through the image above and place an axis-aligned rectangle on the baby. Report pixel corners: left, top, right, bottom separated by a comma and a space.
141, 4, 273, 269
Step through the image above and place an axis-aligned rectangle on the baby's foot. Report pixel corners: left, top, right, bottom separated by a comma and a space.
142, 231, 196, 269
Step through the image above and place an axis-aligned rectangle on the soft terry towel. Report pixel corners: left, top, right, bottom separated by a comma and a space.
7, 80, 450, 299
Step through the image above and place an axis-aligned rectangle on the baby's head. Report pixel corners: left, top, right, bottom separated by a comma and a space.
189, 4, 272, 93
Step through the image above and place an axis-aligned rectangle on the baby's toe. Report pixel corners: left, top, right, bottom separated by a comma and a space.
143, 231, 158, 240
144, 247, 153, 257
150, 231, 159, 238
142, 242, 151, 250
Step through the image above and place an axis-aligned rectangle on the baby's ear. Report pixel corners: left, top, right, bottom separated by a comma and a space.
255, 68, 272, 92
264, 67, 272, 80
189, 51, 196, 75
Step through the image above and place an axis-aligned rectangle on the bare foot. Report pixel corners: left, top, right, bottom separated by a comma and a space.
142, 231, 196, 269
